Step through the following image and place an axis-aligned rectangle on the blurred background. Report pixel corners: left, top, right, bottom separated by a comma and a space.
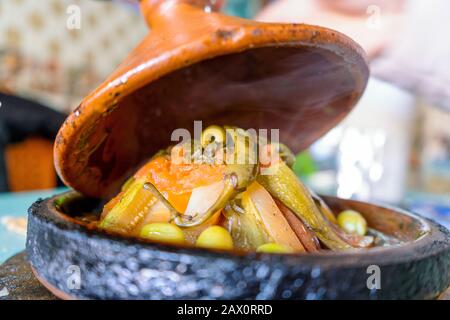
0, 0, 449, 262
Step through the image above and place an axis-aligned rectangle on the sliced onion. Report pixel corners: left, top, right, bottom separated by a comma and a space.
276, 200, 321, 252
184, 180, 224, 217
133, 199, 172, 234
181, 181, 225, 243
246, 182, 305, 252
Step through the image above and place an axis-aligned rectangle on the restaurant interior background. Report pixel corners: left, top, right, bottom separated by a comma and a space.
0, 0, 449, 263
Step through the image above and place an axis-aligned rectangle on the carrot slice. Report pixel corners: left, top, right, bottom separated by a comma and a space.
135, 156, 225, 194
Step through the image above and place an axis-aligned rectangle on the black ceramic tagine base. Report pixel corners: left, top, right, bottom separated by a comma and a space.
1, 252, 449, 300
26, 192, 450, 300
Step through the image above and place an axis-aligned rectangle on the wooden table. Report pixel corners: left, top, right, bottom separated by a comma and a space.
0, 252, 55, 300
1, 251, 449, 300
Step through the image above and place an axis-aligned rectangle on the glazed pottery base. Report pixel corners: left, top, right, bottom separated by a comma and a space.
2, 252, 450, 300
26, 193, 450, 300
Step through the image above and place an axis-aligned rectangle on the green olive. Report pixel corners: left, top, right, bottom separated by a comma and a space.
201, 125, 226, 147
140, 223, 185, 245
257, 243, 293, 254
196, 226, 234, 250
337, 210, 368, 236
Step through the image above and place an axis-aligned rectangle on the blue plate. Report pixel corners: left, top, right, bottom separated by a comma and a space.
0, 188, 67, 263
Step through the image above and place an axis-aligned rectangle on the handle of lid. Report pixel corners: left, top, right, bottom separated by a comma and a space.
140, 0, 225, 21
183, 0, 225, 12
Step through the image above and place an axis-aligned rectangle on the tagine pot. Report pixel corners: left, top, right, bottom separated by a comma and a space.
26, 0, 450, 299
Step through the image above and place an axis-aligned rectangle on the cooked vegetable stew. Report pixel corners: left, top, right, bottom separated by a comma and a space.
90, 126, 381, 253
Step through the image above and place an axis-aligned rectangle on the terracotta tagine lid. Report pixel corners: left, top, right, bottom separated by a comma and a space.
54, 0, 369, 198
